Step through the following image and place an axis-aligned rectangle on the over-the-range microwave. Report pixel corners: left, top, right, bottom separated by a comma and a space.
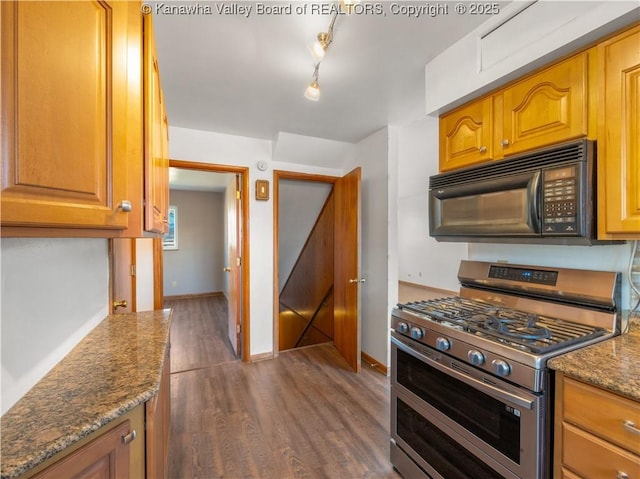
429, 139, 616, 245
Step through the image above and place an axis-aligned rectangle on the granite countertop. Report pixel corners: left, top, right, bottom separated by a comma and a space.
0, 309, 172, 479
548, 316, 640, 402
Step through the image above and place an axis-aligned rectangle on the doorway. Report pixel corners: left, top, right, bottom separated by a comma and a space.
164, 160, 251, 363
274, 168, 362, 372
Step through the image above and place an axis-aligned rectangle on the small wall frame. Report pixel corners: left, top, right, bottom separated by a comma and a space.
255, 180, 269, 201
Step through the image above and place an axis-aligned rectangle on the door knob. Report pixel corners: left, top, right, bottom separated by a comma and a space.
113, 300, 127, 309
348, 278, 366, 284
223, 267, 231, 273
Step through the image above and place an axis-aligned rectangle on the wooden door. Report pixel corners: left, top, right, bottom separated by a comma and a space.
500, 53, 589, 156
439, 97, 494, 171
112, 239, 135, 314
0, 0, 130, 231
143, 12, 169, 234
597, 25, 640, 238
333, 167, 361, 372
225, 175, 242, 357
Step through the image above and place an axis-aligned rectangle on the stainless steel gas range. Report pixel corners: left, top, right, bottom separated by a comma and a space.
390, 260, 622, 479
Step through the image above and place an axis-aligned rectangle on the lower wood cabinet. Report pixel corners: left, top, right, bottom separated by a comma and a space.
554, 373, 640, 479
28, 407, 145, 479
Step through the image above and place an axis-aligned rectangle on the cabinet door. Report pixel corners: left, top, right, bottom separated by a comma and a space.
500, 53, 588, 156
597, 25, 640, 238
439, 97, 494, 171
32, 420, 132, 479
0, 1, 130, 231
143, 13, 169, 234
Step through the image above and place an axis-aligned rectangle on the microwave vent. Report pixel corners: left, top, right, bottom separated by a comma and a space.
430, 140, 591, 188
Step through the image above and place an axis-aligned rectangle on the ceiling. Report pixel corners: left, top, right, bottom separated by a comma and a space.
152, 1, 508, 145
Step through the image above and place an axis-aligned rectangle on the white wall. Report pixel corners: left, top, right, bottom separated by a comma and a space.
135, 239, 155, 311
1, 238, 109, 414
397, 116, 468, 292
348, 127, 393, 365
163, 189, 225, 296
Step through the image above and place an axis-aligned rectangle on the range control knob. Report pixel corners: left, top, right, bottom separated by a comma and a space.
396, 322, 409, 334
468, 350, 485, 366
492, 359, 511, 377
435, 337, 450, 351
410, 327, 424, 340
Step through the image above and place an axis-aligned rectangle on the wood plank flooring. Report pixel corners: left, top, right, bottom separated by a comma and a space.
165, 295, 237, 373
166, 296, 401, 479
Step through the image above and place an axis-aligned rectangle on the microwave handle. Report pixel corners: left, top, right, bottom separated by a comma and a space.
528, 171, 541, 232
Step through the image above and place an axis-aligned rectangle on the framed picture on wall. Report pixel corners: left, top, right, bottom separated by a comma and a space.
163, 206, 178, 250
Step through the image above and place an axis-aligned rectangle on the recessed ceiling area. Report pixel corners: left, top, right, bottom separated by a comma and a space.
152, 1, 510, 144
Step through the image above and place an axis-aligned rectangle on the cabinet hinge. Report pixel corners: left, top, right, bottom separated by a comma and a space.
236, 257, 241, 267
236, 323, 241, 334
236, 189, 241, 200
130, 264, 136, 276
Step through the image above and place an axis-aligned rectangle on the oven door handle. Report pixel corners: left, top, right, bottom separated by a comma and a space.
392, 336, 535, 410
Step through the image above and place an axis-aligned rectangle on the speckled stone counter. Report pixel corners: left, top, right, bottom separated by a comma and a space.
0, 309, 172, 479
548, 316, 640, 402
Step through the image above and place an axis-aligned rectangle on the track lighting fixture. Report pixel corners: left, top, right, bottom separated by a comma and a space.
304, 64, 320, 102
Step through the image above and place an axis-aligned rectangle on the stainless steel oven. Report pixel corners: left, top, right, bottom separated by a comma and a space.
391, 333, 547, 479
390, 260, 621, 479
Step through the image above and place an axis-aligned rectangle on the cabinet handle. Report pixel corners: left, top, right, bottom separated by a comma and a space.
501, 139, 510, 147
117, 200, 132, 212
122, 430, 137, 445
616, 472, 628, 479
348, 278, 366, 284
623, 419, 640, 435
479, 146, 487, 153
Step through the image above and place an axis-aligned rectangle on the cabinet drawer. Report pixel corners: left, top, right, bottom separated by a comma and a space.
564, 377, 640, 454
563, 423, 640, 479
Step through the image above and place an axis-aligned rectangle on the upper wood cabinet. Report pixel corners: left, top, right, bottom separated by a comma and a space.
143, 13, 169, 235
0, 1, 133, 234
439, 97, 494, 172
500, 52, 589, 156
597, 24, 640, 239
439, 52, 591, 171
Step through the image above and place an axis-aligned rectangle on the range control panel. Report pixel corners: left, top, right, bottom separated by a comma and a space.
488, 265, 558, 286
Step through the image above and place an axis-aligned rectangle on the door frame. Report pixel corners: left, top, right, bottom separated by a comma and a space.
163, 159, 251, 363
273, 170, 340, 357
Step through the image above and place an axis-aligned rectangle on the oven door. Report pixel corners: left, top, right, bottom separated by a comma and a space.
390, 334, 549, 479
429, 170, 541, 238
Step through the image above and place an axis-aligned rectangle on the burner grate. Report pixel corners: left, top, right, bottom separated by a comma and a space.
398, 297, 607, 354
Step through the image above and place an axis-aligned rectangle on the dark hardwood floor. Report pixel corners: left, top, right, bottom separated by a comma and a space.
165, 295, 237, 373
166, 296, 400, 479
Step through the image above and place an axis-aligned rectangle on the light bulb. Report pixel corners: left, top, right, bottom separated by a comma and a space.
304, 81, 320, 102
308, 41, 326, 63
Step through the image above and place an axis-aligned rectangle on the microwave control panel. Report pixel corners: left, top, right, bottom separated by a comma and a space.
541, 165, 580, 235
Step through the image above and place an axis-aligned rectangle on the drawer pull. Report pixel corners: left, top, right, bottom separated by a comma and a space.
623, 419, 640, 435
616, 472, 628, 479
122, 430, 137, 445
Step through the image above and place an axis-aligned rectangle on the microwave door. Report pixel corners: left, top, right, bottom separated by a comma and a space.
430, 171, 541, 238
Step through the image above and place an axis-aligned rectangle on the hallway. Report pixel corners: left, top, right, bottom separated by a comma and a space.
166, 296, 400, 478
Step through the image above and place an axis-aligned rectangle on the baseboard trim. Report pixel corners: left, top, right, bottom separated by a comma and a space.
163, 291, 224, 301
361, 351, 388, 376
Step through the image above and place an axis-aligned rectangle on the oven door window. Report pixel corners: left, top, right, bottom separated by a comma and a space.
396, 397, 504, 479
396, 348, 521, 463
